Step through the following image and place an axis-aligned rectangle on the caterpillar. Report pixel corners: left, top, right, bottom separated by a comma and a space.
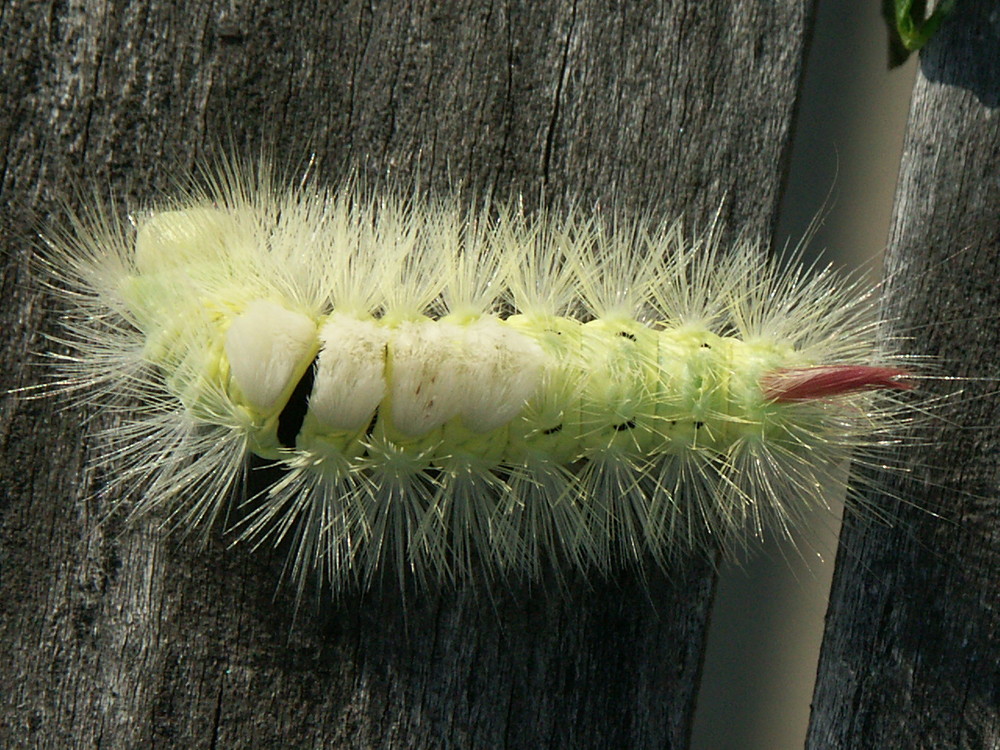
39, 162, 913, 597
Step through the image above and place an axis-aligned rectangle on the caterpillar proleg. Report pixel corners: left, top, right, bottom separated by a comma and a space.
40, 163, 914, 596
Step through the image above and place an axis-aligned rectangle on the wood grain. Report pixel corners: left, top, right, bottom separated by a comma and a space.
0, 2, 811, 747
809, 2, 1000, 747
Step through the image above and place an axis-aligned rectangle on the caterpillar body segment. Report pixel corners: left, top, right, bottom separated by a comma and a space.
42, 169, 911, 594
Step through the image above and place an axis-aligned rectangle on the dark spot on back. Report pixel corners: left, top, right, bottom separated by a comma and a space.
364, 407, 379, 439
277, 355, 318, 449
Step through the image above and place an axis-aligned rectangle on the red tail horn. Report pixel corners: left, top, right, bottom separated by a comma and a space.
762, 366, 912, 402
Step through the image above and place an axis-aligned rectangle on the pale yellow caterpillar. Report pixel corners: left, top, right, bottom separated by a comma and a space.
40, 162, 913, 596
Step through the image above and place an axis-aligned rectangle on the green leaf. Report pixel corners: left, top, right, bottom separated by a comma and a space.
882, 0, 957, 68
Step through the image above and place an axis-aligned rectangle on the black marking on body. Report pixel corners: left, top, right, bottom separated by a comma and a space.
364, 407, 379, 439
618, 331, 637, 341
613, 420, 637, 431
542, 424, 563, 435
277, 355, 319, 449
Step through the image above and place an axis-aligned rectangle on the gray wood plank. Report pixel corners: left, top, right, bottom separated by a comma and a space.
1, 2, 811, 747
808, 2, 1000, 747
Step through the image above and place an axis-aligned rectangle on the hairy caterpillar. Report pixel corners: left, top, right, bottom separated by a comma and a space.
39, 163, 913, 596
